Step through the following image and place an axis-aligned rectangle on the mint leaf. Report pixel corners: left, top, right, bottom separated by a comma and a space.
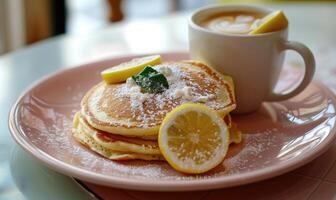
132, 66, 169, 93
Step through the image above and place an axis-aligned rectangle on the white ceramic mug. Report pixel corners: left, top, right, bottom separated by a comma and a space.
189, 5, 315, 114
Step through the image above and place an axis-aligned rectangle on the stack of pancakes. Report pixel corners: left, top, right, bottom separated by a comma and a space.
73, 61, 236, 161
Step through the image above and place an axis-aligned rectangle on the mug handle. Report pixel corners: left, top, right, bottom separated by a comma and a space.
266, 41, 315, 101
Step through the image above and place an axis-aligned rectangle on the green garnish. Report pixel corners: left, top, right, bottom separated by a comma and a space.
132, 66, 169, 93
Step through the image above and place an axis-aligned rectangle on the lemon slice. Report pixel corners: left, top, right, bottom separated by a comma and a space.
249, 10, 288, 35
159, 104, 229, 174
101, 55, 161, 84
223, 115, 242, 144
229, 123, 242, 144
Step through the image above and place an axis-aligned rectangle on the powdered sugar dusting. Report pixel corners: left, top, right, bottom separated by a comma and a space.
14, 62, 336, 182
19, 94, 290, 180
223, 130, 282, 174
116, 64, 217, 109
96, 63, 231, 128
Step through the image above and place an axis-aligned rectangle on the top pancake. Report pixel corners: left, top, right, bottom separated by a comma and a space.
81, 61, 236, 136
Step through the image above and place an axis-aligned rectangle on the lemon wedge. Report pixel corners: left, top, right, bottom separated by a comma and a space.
223, 115, 242, 144
229, 123, 242, 144
249, 10, 288, 35
101, 55, 161, 84
159, 104, 229, 174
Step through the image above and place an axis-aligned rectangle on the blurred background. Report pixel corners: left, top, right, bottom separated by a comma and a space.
0, 0, 203, 55
1, 0, 335, 55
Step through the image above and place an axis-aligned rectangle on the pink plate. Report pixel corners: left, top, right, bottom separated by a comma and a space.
9, 52, 336, 191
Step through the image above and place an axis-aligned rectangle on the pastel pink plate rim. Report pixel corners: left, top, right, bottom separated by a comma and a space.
8, 52, 336, 191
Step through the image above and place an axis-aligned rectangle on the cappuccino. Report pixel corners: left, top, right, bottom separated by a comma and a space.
200, 12, 263, 34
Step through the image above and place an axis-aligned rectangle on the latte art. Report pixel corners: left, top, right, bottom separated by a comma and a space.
200, 12, 263, 34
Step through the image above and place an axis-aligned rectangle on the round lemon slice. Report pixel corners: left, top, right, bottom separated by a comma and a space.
101, 55, 161, 84
249, 10, 288, 35
159, 104, 229, 174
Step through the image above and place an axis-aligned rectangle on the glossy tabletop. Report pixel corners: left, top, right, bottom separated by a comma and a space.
1, 3, 336, 200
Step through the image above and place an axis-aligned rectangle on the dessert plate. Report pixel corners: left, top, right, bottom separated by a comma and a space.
9, 52, 336, 191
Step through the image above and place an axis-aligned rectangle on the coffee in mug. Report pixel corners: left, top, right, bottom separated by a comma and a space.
189, 5, 315, 114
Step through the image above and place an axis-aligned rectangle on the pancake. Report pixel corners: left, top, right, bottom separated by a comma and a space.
73, 112, 161, 154
73, 112, 240, 161
73, 112, 164, 160
81, 61, 236, 137
73, 129, 164, 161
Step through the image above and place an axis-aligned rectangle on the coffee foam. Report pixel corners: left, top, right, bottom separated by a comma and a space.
200, 12, 263, 34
